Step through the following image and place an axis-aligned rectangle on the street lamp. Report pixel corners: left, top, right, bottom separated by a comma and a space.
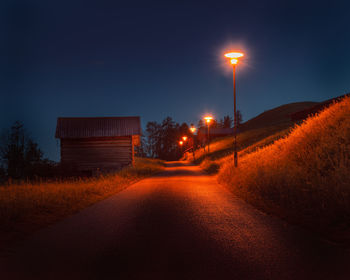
189, 124, 196, 161
182, 136, 188, 142
224, 51, 244, 167
204, 116, 213, 153
179, 140, 184, 154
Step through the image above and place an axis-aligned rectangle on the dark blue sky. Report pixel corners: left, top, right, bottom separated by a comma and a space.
2, 0, 350, 161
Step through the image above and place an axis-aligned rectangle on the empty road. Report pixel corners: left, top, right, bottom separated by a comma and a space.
2, 162, 350, 279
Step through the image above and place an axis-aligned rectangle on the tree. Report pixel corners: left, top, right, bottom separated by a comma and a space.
236, 110, 243, 127
145, 121, 161, 158
179, 123, 189, 136
159, 117, 178, 160
145, 117, 189, 160
223, 115, 233, 128
135, 134, 147, 158
0, 121, 44, 179
197, 119, 204, 129
210, 119, 219, 128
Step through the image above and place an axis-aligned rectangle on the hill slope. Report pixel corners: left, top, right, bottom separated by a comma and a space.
189, 101, 320, 165
240, 101, 318, 131
218, 96, 350, 243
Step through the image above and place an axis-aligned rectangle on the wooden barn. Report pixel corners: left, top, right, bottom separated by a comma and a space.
55, 117, 141, 174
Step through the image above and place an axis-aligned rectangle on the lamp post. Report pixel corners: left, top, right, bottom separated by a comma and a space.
224, 51, 244, 167
204, 116, 213, 153
179, 140, 184, 154
190, 124, 196, 161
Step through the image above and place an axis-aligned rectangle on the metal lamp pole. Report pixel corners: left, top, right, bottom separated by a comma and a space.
207, 122, 210, 153
224, 51, 244, 167
204, 116, 213, 154
190, 125, 196, 161
233, 64, 238, 167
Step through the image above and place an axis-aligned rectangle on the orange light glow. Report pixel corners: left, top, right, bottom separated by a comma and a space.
224, 52, 244, 59
182, 136, 188, 141
179, 141, 183, 145
190, 126, 196, 133
204, 116, 213, 124
230, 58, 238, 65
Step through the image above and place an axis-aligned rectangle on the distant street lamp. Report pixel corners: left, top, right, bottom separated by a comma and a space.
179, 140, 184, 154
182, 136, 188, 142
204, 116, 213, 153
190, 125, 196, 134
190, 124, 196, 161
224, 51, 244, 167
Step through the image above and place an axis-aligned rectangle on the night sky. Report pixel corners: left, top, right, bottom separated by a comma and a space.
2, 0, 350, 161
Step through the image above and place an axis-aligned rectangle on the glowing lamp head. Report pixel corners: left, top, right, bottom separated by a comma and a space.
182, 136, 188, 141
225, 52, 244, 65
224, 52, 244, 59
230, 58, 238, 65
190, 126, 196, 133
204, 116, 213, 124
179, 141, 183, 146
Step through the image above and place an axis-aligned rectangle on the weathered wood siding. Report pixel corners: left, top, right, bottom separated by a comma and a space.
61, 136, 133, 171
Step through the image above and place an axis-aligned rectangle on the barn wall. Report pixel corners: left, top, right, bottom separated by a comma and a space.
60, 136, 132, 172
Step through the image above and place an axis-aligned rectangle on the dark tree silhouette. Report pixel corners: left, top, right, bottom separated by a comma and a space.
145, 117, 190, 160
223, 115, 233, 128
145, 121, 161, 158
0, 121, 45, 179
197, 119, 204, 129
236, 110, 243, 127
135, 134, 147, 158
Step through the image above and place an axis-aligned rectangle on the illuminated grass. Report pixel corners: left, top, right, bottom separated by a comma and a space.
188, 124, 293, 165
198, 127, 291, 174
218, 96, 350, 242
0, 158, 164, 249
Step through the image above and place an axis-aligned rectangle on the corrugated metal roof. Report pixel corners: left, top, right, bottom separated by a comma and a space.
55, 117, 141, 138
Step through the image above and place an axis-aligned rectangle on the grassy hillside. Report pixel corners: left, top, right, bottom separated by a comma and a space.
185, 101, 319, 168
0, 158, 164, 251
190, 125, 291, 173
240, 101, 318, 131
218, 96, 350, 243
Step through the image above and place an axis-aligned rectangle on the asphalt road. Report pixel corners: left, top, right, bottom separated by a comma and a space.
1, 162, 350, 280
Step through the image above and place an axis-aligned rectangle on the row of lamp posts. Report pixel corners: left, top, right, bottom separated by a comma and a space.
179, 51, 244, 167
178, 124, 196, 161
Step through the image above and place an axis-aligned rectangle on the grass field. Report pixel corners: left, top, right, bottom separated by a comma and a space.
0, 158, 164, 251
183, 124, 293, 174
218, 96, 350, 243
184, 102, 319, 167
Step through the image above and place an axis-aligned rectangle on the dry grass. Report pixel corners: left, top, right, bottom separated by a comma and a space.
187, 124, 293, 165
218, 96, 350, 242
190, 126, 292, 174
0, 158, 164, 249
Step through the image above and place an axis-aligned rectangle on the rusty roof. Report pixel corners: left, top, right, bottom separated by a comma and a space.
55, 117, 141, 138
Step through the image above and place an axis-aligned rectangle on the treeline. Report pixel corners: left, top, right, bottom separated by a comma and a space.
142, 113, 241, 161
0, 121, 55, 182
144, 117, 189, 160
196, 112, 241, 129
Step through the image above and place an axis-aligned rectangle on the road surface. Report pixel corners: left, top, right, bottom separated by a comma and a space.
1, 162, 349, 279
